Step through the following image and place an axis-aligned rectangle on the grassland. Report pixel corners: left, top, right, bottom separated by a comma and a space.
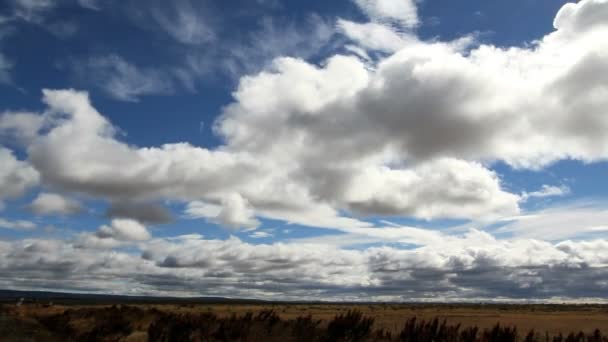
1, 302, 607, 341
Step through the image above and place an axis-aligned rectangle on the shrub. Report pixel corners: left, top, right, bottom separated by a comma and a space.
325, 309, 374, 342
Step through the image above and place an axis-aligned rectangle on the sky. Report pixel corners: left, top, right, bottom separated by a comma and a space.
0, 0, 608, 302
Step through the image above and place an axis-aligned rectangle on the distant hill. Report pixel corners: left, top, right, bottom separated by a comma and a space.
0, 289, 267, 305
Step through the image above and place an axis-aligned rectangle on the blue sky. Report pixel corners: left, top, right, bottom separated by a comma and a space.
0, 0, 607, 301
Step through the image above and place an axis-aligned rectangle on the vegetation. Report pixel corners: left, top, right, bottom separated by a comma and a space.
2, 304, 608, 341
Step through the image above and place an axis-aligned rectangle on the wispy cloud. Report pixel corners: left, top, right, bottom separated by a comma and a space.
521, 184, 571, 201
0, 217, 36, 231
499, 201, 608, 240
71, 54, 175, 101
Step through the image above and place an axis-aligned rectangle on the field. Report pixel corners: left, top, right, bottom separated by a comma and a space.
1, 302, 608, 341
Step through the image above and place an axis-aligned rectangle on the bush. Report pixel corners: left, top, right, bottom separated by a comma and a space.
326, 309, 375, 342
26, 305, 608, 342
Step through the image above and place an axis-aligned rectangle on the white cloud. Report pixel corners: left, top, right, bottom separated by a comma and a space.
73, 55, 174, 102
499, 202, 608, 240
4, 0, 608, 235
337, 19, 411, 53
28, 192, 82, 216
212, 193, 260, 230
343, 159, 519, 220
95, 218, 151, 241
250, 231, 272, 239
353, 0, 419, 29
0, 147, 39, 208
0, 217, 36, 230
128, 0, 215, 46
0, 231, 607, 301
24, 89, 375, 230
521, 184, 570, 201
220, 15, 335, 78
0, 111, 45, 145
553, 0, 608, 33
186, 193, 260, 231
8, 0, 77, 38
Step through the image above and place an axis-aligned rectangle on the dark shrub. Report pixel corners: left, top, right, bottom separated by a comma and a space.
325, 309, 374, 342
292, 314, 322, 342
481, 323, 517, 342
398, 317, 461, 342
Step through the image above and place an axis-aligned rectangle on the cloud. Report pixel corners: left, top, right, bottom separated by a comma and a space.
0, 231, 607, 301
342, 159, 519, 220
6, 0, 608, 232
353, 0, 419, 29
337, 20, 411, 53
95, 218, 151, 241
11, 0, 56, 23
0, 53, 12, 84
521, 184, 570, 201
0, 147, 39, 209
72, 54, 174, 101
0, 111, 46, 146
0, 22, 15, 84
175, 14, 337, 87
124, 0, 215, 46
499, 202, 608, 240
219, 15, 336, 78
8, 0, 78, 38
106, 201, 173, 224
553, 0, 608, 33
28, 192, 82, 216
0, 217, 36, 230
77, 0, 100, 10
83, 3, 336, 93
24, 89, 373, 230
186, 193, 260, 231
250, 231, 272, 239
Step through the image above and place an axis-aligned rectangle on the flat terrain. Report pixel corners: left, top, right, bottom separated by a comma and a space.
1, 302, 607, 340
155, 303, 608, 334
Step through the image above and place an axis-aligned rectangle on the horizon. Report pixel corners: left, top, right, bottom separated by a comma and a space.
1, 0, 608, 303
3, 288, 608, 305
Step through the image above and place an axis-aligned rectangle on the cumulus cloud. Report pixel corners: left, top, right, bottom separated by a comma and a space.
186, 193, 260, 231
0, 147, 39, 209
337, 20, 411, 53
0, 0, 605, 235
16, 0, 608, 229
0, 231, 607, 301
553, 0, 608, 33
22, 89, 373, 230
106, 201, 173, 224
2, 0, 608, 249
0, 111, 45, 146
28, 192, 82, 216
95, 218, 151, 241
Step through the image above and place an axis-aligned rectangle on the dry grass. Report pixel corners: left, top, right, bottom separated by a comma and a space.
110, 303, 608, 335
1, 303, 607, 341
